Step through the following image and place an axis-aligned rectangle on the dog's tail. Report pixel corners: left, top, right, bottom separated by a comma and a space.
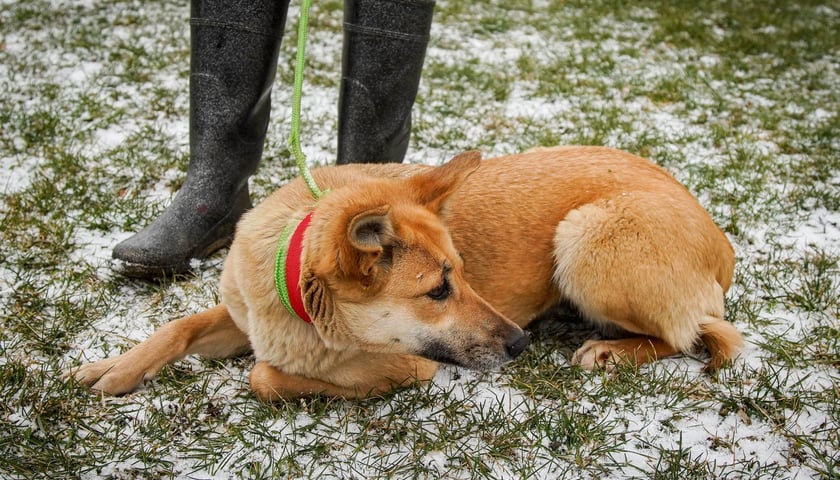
699, 317, 744, 371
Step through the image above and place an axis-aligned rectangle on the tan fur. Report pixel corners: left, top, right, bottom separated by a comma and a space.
66, 146, 743, 399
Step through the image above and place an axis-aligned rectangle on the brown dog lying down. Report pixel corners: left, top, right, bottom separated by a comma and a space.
66, 146, 743, 400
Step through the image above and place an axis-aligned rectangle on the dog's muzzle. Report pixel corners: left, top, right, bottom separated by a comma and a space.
419, 328, 530, 371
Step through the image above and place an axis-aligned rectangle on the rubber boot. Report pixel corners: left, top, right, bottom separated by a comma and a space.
336, 0, 435, 164
113, 0, 289, 279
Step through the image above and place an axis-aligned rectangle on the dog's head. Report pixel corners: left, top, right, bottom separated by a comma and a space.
301, 151, 529, 371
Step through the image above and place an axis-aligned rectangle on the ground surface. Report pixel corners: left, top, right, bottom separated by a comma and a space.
1, 0, 838, 478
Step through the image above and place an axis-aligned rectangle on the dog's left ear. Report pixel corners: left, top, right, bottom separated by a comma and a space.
341, 205, 395, 285
301, 271, 334, 331
301, 270, 355, 350
409, 150, 481, 213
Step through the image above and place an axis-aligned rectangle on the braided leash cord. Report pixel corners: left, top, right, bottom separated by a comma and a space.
274, 220, 298, 318
275, 0, 327, 318
288, 0, 326, 200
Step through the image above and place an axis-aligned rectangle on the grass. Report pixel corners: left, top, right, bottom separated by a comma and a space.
1, 0, 839, 478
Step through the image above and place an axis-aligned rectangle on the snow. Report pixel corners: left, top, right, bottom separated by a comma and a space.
1, 0, 838, 478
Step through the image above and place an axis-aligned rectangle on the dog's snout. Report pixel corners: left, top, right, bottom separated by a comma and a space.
505, 331, 530, 359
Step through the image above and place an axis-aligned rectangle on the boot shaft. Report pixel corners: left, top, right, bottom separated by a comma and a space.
188, 0, 290, 185
338, 0, 436, 164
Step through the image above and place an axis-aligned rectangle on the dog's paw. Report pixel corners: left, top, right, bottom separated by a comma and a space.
571, 340, 620, 371
63, 357, 146, 396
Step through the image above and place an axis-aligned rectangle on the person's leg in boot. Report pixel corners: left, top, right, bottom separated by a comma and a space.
337, 0, 435, 164
113, 0, 289, 279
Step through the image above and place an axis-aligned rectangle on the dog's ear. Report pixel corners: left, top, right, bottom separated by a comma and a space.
301, 271, 357, 350
301, 271, 334, 332
409, 150, 481, 213
341, 205, 395, 285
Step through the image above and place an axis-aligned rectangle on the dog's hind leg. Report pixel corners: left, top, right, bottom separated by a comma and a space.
65, 304, 250, 395
571, 316, 743, 371
552, 198, 742, 371
571, 336, 681, 370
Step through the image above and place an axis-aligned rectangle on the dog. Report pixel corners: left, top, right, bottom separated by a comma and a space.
66, 146, 743, 400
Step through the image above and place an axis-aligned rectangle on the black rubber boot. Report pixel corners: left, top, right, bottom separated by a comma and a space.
336, 0, 435, 164
113, 0, 289, 279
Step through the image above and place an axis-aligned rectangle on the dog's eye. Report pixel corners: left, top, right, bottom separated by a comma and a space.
426, 278, 451, 301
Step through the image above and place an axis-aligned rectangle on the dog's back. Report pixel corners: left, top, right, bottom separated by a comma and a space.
438, 146, 740, 368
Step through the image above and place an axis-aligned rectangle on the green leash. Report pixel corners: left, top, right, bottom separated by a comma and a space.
275, 0, 326, 319
274, 219, 299, 318
289, 0, 326, 200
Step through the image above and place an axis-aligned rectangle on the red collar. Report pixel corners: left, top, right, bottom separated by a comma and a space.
275, 212, 313, 323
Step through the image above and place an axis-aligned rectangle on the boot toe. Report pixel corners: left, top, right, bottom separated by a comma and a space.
112, 234, 193, 279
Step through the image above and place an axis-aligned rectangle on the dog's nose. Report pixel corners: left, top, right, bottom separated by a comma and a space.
505, 331, 530, 359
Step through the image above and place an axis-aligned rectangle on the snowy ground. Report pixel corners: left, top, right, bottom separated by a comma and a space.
1, 0, 838, 478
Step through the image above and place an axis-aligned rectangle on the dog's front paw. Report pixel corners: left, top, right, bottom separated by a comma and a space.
571, 340, 619, 371
63, 357, 146, 396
